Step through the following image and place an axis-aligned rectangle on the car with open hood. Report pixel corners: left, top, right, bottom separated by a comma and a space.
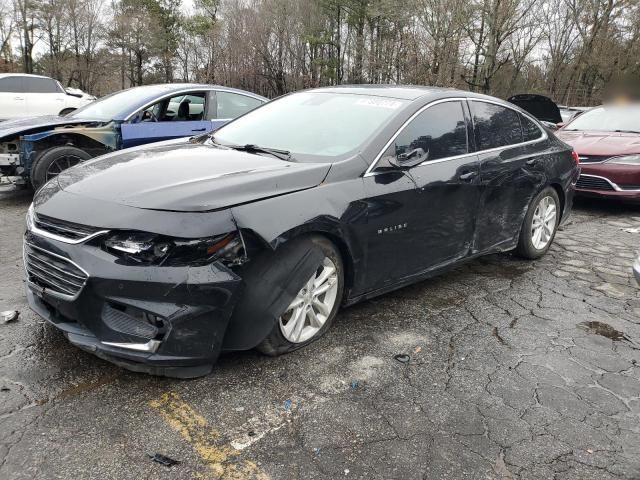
25, 85, 579, 377
556, 103, 640, 201
508, 94, 563, 130
0, 83, 266, 189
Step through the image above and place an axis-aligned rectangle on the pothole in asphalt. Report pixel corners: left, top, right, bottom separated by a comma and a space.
577, 321, 631, 342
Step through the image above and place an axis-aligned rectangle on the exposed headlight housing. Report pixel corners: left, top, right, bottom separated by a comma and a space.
606, 155, 640, 165
103, 231, 246, 267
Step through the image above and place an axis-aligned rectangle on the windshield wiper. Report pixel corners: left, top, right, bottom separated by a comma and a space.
615, 129, 640, 134
226, 143, 292, 161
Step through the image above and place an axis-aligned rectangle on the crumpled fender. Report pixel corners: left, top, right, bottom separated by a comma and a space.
222, 236, 325, 350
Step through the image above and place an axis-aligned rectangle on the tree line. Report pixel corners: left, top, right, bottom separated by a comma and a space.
1, 0, 638, 105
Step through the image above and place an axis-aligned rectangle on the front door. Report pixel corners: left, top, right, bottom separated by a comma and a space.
363, 100, 481, 292
121, 92, 213, 148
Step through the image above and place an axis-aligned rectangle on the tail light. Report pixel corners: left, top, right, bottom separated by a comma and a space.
571, 151, 580, 165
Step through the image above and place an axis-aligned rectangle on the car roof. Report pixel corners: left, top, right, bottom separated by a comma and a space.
0, 73, 55, 80
303, 85, 520, 107
88, 83, 268, 121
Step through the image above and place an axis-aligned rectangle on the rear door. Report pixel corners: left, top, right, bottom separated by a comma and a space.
363, 99, 481, 290
121, 91, 213, 148
470, 100, 548, 252
0, 77, 27, 120
25, 77, 68, 116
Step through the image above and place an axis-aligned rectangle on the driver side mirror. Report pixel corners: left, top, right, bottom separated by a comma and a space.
389, 147, 429, 169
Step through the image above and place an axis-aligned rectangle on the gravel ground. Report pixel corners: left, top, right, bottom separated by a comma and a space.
1, 186, 640, 480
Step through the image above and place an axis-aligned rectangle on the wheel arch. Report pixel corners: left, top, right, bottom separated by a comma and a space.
244, 222, 356, 303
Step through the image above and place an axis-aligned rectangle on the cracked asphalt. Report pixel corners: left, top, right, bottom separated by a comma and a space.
2, 186, 640, 480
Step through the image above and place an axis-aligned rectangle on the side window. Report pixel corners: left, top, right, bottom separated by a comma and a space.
471, 101, 523, 150
137, 92, 206, 122
216, 92, 263, 119
0, 77, 25, 93
381, 101, 468, 165
25, 77, 60, 93
521, 114, 544, 142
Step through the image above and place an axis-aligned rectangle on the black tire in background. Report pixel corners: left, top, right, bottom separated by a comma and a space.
31, 145, 92, 190
515, 186, 561, 259
257, 235, 344, 356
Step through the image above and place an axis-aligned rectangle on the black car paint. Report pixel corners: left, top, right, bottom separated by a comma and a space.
26, 87, 578, 377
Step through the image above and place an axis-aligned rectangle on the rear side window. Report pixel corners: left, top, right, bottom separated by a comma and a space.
216, 92, 264, 119
521, 114, 544, 142
0, 77, 25, 93
383, 101, 469, 164
471, 101, 523, 150
24, 77, 61, 93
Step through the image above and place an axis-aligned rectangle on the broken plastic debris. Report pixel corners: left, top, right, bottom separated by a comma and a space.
313, 447, 321, 457
414, 346, 422, 354
350, 381, 359, 391
0, 310, 19, 324
283, 399, 292, 411
148, 453, 180, 467
394, 354, 410, 364
344, 469, 350, 475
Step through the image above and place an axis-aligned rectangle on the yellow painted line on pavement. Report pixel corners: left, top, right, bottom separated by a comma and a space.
149, 392, 269, 479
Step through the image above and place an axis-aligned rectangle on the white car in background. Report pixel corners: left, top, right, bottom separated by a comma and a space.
0, 74, 95, 121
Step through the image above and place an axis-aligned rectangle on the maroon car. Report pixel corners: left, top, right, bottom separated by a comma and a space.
556, 104, 640, 200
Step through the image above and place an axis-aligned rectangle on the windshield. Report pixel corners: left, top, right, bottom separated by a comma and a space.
68, 88, 153, 121
565, 105, 640, 133
213, 92, 409, 158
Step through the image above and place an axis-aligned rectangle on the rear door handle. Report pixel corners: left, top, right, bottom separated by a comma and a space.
191, 128, 207, 132
459, 171, 478, 182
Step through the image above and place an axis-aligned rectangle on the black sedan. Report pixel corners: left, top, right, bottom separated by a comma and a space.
25, 86, 579, 377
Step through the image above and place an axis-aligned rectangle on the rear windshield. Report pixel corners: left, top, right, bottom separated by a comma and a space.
213, 92, 409, 158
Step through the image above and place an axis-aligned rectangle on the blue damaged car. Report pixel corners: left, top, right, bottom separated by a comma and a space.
0, 84, 267, 189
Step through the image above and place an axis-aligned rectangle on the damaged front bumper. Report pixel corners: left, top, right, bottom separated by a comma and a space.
24, 231, 243, 378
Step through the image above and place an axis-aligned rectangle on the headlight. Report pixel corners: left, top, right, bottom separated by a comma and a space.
103, 231, 245, 267
606, 155, 640, 165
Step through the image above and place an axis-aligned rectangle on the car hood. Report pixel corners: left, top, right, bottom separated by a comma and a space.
556, 130, 640, 156
56, 143, 332, 212
0, 115, 102, 141
508, 94, 562, 124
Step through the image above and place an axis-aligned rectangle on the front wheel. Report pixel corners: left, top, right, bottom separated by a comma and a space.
30, 146, 92, 190
257, 236, 344, 356
515, 186, 560, 259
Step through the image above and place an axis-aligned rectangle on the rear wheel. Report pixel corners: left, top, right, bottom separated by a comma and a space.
31, 146, 91, 190
515, 186, 560, 259
257, 236, 344, 356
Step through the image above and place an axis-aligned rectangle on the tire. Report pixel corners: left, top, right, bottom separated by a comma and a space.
515, 186, 561, 259
257, 236, 344, 356
31, 146, 92, 190
58, 108, 76, 116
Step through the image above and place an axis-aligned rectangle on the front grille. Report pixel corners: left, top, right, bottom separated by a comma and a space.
576, 175, 615, 191
24, 243, 88, 298
578, 155, 610, 163
33, 213, 101, 241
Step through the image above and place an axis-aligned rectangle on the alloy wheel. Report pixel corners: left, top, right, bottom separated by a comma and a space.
45, 154, 83, 182
530, 195, 557, 250
279, 257, 339, 344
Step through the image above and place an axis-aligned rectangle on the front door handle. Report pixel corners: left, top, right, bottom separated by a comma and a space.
191, 128, 207, 132
459, 171, 478, 182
